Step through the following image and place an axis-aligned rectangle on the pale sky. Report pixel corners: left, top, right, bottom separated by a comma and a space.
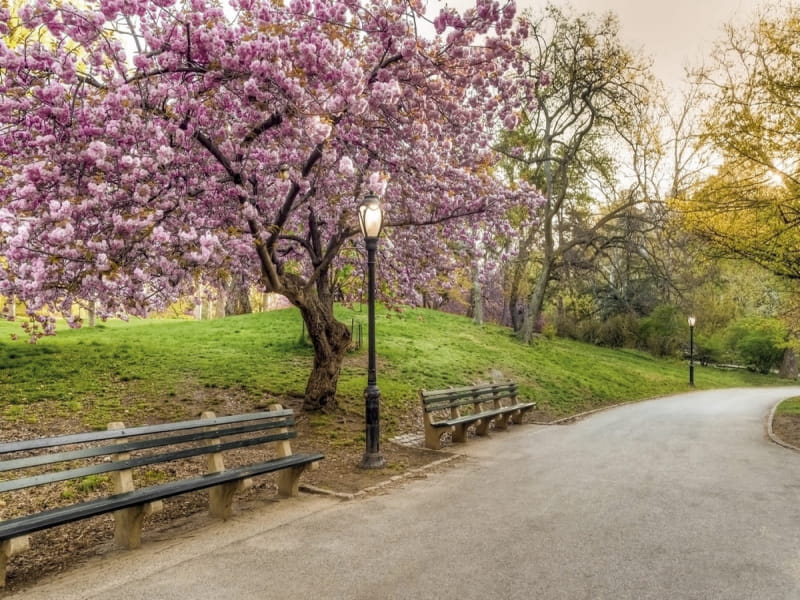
526, 0, 769, 89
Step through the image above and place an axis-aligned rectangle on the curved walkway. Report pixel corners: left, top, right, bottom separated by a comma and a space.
12, 387, 800, 600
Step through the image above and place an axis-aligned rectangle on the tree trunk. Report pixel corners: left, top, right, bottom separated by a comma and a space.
468, 268, 484, 326
520, 258, 553, 344
506, 229, 537, 333
293, 293, 351, 411
508, 274, 522, 332
224, 274, 252, 316
779, 347, 798, 379
87, 300, 97, 327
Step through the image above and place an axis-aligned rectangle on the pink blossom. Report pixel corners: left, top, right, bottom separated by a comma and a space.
338, 156, 355, 176
84, 140, 108, 162
308, 117, 331, 144
156, 145, 174, 165
503, 113, 519, 130
368, 172, 388, 195
151, 226, 171, 244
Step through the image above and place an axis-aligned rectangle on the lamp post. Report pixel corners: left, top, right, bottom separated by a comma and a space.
358, 193, 386, 469
688, 315, 696, 387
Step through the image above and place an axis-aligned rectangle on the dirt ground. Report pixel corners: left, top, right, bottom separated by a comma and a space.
2, 405, 799, 595
772, 413, 800, 450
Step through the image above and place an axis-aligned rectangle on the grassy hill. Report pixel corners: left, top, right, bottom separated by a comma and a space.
0, 305, 779, 440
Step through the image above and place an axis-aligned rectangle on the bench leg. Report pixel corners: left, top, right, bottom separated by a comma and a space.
278, 465, 308, 498
0, 548, 8, 590
209, 479, 252, 520
515, 405, 536, 424
511, 409, 525, 425
452, 423, 468, 444
424, 426, 446, 450
0, 537, 29, 588
494, 413, 511, 430
475, 417, 492, 436
113, 501, 163, 549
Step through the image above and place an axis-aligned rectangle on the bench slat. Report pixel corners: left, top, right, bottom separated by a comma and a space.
423, 394, 515, 412
0, 452, 324, 542
423, 388, 514, 402
0, 419, 295, 473
421, 384, 516, 402
421, 385, 511, 398
0, 410, 295, 455
431, 403, 536, 427
0, 430, 298, 494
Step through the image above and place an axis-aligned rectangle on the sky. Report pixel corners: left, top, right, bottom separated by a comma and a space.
523, 0, 769, 90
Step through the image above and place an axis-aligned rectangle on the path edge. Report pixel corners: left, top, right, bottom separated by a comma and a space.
767, 399, 800, 453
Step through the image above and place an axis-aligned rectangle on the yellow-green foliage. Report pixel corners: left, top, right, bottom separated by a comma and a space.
678, 4, 800, 280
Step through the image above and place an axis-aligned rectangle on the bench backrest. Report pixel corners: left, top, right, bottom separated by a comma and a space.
420, 382, 518, 413
0, 409, 297, 494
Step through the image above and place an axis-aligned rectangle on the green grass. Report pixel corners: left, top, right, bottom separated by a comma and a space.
775, 398, 800, 415
0, 306, 781, 435
60, 474, 109, 500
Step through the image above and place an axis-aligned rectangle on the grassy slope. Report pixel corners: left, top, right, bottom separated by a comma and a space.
0, 306, 780, 435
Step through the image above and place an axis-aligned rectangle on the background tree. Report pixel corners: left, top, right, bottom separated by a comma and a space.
572, 84, 718, 327
0, 0, 533, 410
497, 4, 655, 343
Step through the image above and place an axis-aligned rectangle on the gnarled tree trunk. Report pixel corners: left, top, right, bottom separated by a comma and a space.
286, 283, 351, 412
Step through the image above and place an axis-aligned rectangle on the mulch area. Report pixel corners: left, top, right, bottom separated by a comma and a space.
772, 413, 800, 449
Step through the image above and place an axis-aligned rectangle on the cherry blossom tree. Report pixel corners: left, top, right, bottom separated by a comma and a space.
0, 0, 534, 410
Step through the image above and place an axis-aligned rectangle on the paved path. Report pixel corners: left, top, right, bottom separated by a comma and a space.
11, 387, 800, 600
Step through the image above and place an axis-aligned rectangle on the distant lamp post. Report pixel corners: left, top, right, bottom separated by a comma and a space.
688, 316, 696, 386
358, 193, 386, 469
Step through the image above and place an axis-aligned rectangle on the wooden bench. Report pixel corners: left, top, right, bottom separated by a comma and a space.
420, 382, 536, 450
0, 404, 322, 587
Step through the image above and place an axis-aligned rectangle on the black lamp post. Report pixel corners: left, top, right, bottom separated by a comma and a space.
358, 193, 386, 469
688, 315, 696, 386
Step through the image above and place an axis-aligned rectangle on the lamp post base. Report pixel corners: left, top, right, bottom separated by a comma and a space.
359, 451, 386, 469
360, 383, 384, 469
